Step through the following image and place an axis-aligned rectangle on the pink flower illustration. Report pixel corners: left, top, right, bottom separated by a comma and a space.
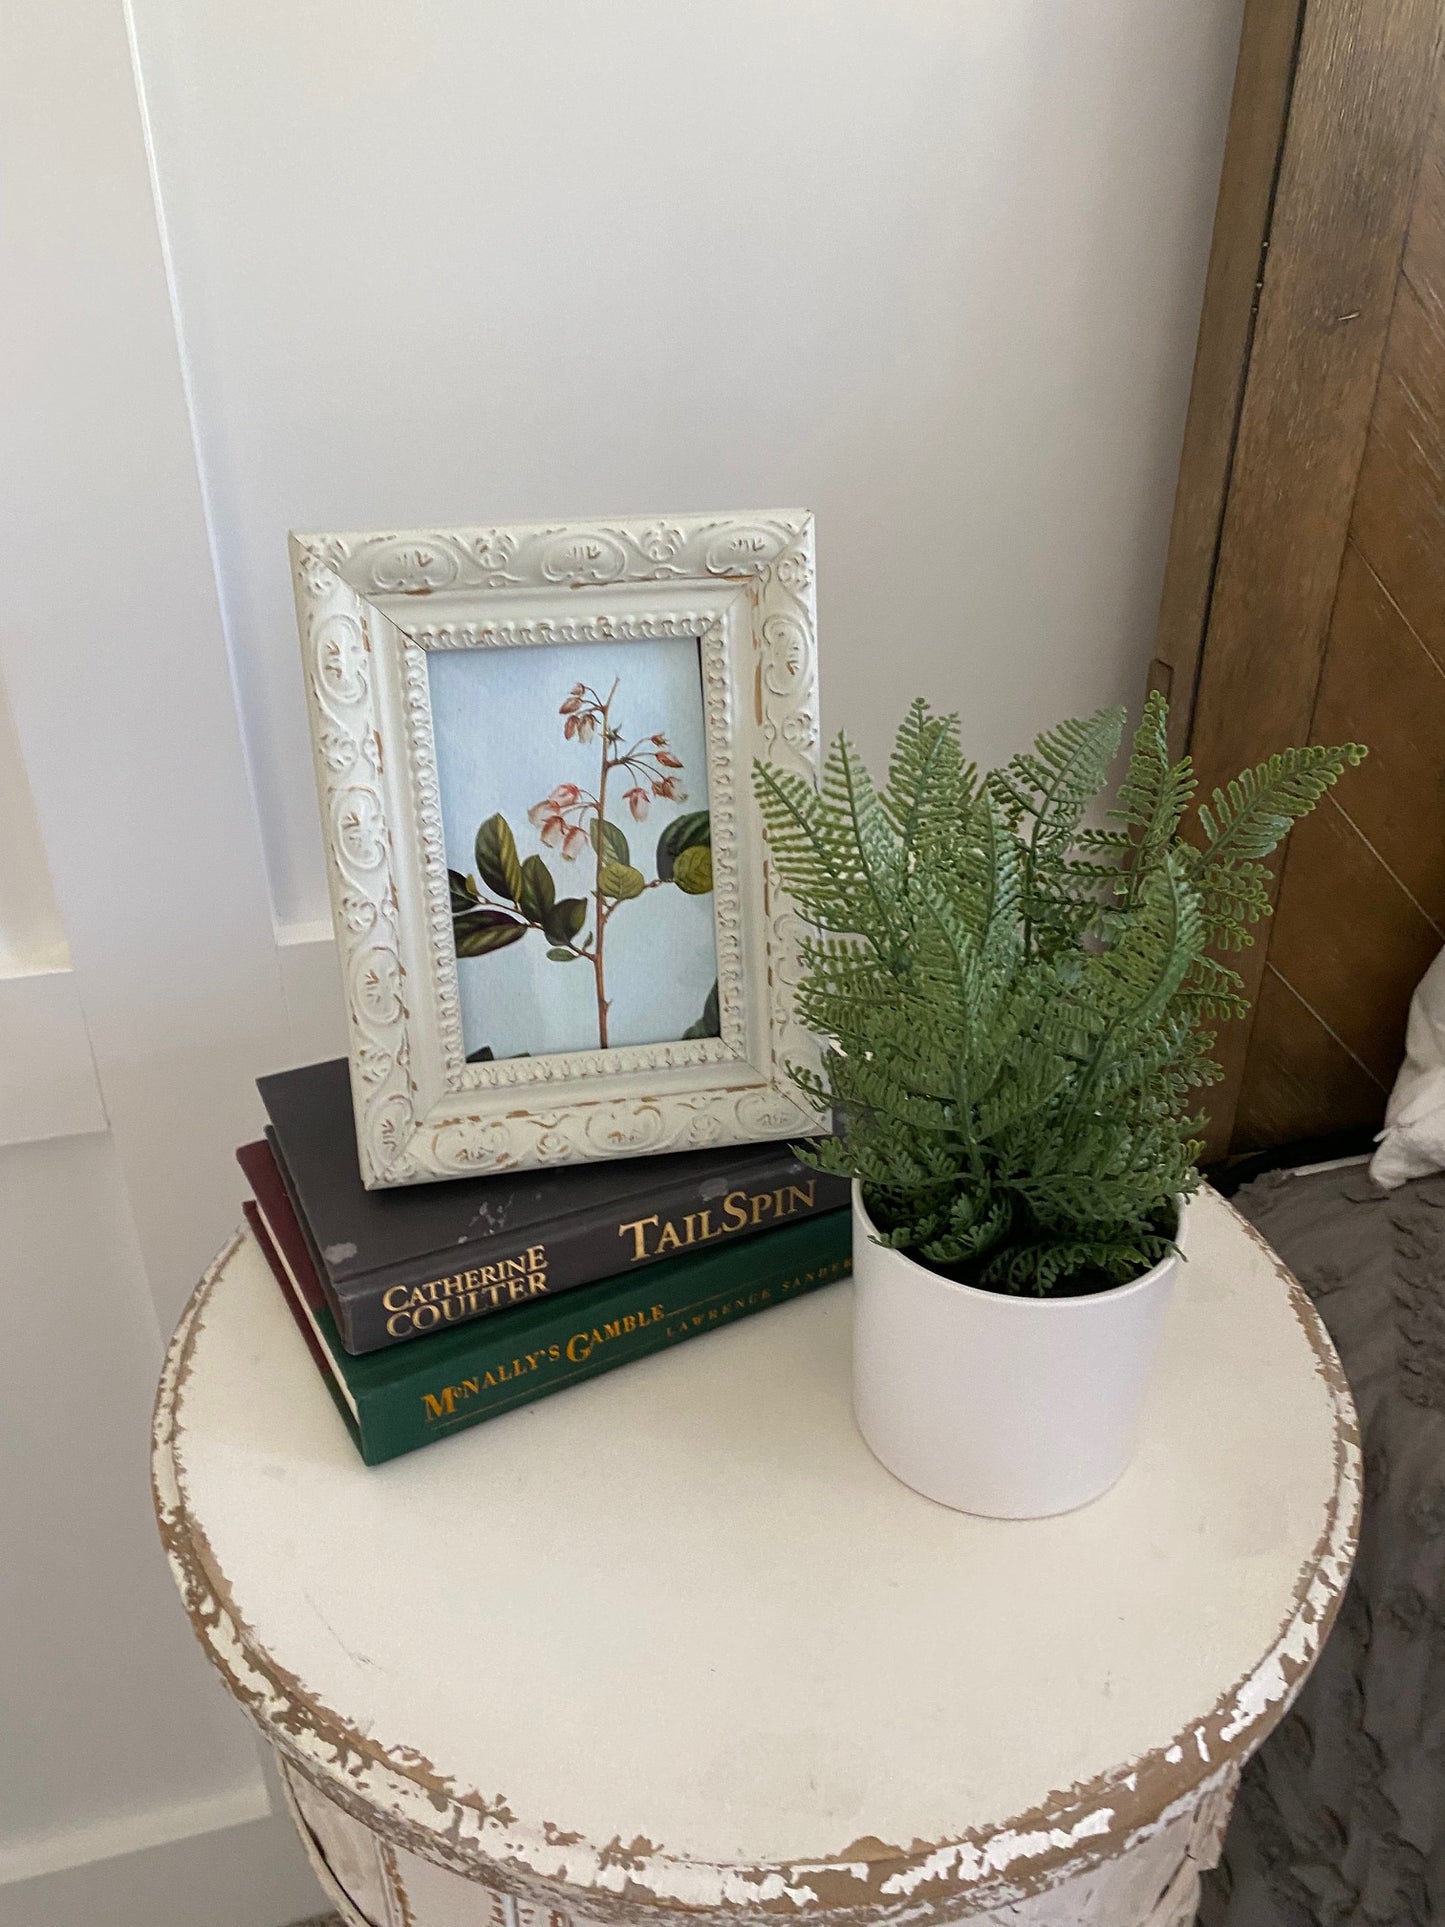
530, 782, 585, 830
459, 674, 712, 1054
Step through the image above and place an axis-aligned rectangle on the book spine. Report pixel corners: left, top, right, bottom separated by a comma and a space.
356, 1208, 853, 1463
262, 1128, 346, 1329
336, 1159, 850, 1355
244, 1200, 366, 1458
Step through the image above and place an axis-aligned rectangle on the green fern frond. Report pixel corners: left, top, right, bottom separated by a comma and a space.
754, 693, 1364, 1297
1194, 859, 1273, 950
1076, 826, 1133, 854
1187, 743, 1366, 867
881, 698, 977, 858
1112, 691, 1196, 893
981, 1232, 1173, 1295
986, 705, 1126, 846
917, 1189, 1012, 1267
1178, 954, 1248, 1021
755, 746, 902, 944
986, 706, 1126, 958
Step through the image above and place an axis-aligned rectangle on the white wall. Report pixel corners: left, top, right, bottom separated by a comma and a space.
131, 0, 1245, 931
0, 3, 1244, 1923
0, 1136, 262, 1858
0, 0, 325, 1918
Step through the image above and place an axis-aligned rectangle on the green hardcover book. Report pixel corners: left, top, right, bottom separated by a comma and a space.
247, 1201, 853, 1465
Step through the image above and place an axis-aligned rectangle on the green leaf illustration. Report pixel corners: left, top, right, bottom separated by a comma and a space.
475, 813, 523, 902
589, 817, 630, 867
672, 843, 713, 894
453, 907, 528, 956
543, 896, 588, 945
655, 809, 710, 882
681, 980, 720, 1039
599, 860, 646, 901
518, 853, 555, 926
546, 946, 584, 962
449, 868, 481, 912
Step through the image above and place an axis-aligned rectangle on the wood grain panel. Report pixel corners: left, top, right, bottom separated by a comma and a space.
1348, 275, 1445, 669
1402, 66, 1445, 323
1311, 540, 1445, 926
1247, 73, 1445, 1149
1250, 796, 1440, 1084
1232, 961, 1388, 1149
1151, 0, 1305, 760
1181, 0, 1443, 1153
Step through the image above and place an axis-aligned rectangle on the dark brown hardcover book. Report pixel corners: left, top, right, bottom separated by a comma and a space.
253, 1058, 847, 1356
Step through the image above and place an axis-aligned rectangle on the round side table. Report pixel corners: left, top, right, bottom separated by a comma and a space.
153, 1187, 1358, 1927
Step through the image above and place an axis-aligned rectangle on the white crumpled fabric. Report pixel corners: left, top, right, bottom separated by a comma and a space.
1371, 948, 1445, 1188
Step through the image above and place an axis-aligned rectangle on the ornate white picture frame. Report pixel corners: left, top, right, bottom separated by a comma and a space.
290, 510, 824, 1188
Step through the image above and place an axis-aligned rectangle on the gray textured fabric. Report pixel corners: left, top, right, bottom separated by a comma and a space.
1198, 1166, 1445, 1927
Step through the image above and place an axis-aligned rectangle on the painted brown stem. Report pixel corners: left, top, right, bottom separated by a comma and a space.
590, 679, 619, 1049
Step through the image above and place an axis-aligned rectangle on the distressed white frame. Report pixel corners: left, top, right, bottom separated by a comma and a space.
290, 511, 823, 1187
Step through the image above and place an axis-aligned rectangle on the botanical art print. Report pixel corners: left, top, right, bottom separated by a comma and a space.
427, 638, 719, 1062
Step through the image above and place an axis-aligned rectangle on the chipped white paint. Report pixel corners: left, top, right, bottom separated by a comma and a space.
154, 1188, 1358, 1923
879, 1807, 1117, 1895
279, 1755, 1239, 1927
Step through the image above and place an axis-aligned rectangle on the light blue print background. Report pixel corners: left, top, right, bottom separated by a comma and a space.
426, 637, 717, 1060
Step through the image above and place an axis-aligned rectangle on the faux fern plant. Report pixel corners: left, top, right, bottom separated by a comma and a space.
754, 694, 1364, 1297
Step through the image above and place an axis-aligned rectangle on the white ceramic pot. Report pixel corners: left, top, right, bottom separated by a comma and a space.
851, 1185, 1184, 1519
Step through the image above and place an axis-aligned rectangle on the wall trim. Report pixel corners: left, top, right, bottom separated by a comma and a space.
0, 1775, 271, 1887
0, 964, 107, 1148
274, 923, 347, 1066
276, 918, 334, 949
1, 1801, 324, 1927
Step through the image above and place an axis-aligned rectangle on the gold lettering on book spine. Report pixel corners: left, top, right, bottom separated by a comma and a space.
618, 1180, 817, 1262
385, 1243, 548, 1339
417, 1254, 852, 1425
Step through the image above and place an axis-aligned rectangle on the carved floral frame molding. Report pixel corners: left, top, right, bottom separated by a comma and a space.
289, 510, 824, 1188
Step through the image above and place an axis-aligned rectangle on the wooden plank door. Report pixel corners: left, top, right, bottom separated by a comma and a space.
1153, 0, 1445, 1157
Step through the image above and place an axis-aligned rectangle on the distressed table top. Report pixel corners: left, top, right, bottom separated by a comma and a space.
154, 1187, 1358, 1920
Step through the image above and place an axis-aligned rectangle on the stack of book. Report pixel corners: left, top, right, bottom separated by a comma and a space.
240, 1058, 852, 1464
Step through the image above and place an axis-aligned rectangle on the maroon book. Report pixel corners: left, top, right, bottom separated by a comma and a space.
241, 1199, 363, 1452
237, 1138, 330, 1321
